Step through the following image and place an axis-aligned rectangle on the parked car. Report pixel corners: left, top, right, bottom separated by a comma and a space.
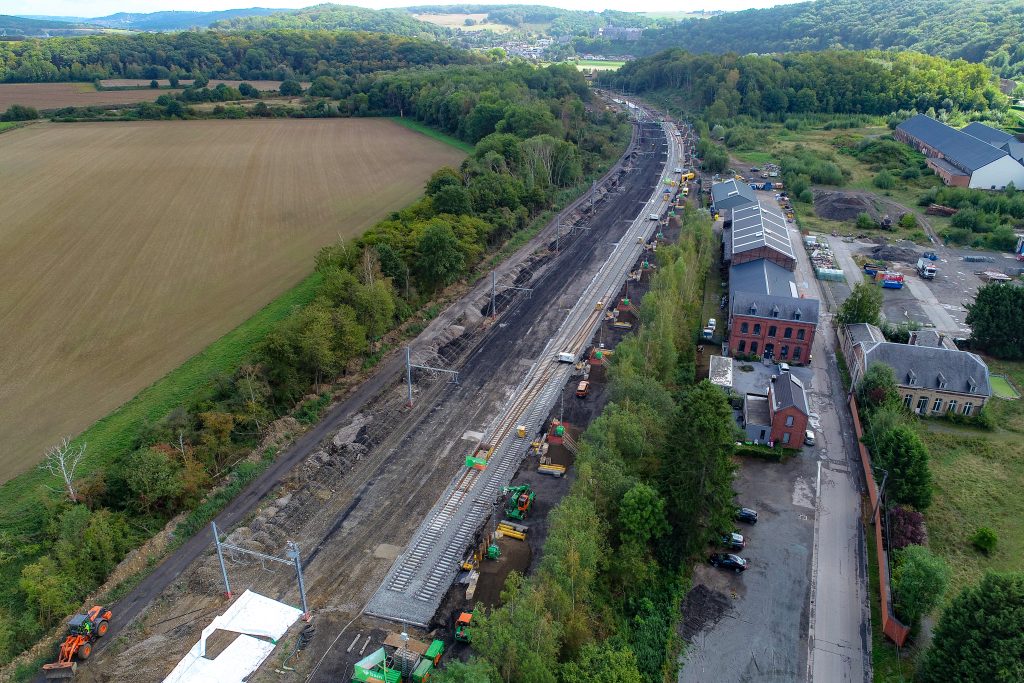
576, 381, 590, 398
736, 507, 758, 524
750, 167, 760, 173
804, 429, 816, 446
720, 532, 746, 551
777, 362, 790, 374
709, 553, 748, 572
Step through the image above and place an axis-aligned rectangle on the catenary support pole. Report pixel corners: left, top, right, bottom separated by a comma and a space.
406, 346, 413, 407
212, 521, 231, 599
288, 542, 310, 621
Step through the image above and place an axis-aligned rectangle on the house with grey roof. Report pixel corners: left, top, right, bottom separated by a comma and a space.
742, 371, 809, 448
726, 201, 795, 270
894, 114, 1024, 189
710, 179, 757, 213
841, 323, 992, 417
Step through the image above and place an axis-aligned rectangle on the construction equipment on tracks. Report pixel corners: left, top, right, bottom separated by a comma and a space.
454, 612, 473, 643
42, 605, 112, 679
502, 484, 535, 520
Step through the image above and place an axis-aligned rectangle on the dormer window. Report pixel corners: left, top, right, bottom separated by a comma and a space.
937, 372, 947, 390
771, 305, 780, 318
967, 377, 977, 394
793, 309, 802, 321
907, 369, 918, 386
749, 302, 758, 315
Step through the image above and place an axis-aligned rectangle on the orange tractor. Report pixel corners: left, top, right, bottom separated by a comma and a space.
42, 606, 112, 679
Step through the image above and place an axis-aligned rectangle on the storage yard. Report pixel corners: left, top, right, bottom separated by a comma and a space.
0, 119, 465, 481
66, 107, 690, 681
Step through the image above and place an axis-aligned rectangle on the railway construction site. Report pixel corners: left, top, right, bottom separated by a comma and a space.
68, 107, 687, 682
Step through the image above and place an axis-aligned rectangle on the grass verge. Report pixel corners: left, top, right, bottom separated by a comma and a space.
388, 116, 475, 154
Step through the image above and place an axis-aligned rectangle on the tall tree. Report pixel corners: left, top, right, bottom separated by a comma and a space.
891, 545, 949, 627
871, 425, 932, 510
918, 572, 1024, 683
966, 283, 1024, 359
838, 281, 883, 326
415, 222, 465, 291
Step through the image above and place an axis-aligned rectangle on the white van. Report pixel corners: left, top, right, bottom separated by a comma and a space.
805, 429, 816, 446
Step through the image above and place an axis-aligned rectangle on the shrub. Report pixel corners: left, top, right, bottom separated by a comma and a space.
898, 212, 917, 228
888, 505, 927, 549
971, 527, 998, 554
873, 170, 896, 189
856, 212, 876, 229
1, 104, 39, 121
892, 545, 949, 626
798, 189, 814, 203
901, 166, 920, 180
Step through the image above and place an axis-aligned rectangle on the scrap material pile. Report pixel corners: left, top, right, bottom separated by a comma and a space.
804, 235, 844, 281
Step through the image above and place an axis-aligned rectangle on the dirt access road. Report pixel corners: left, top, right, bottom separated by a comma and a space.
65, 118, 667, 682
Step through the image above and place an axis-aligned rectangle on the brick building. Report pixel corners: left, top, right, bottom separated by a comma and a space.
742, 371, 809, 448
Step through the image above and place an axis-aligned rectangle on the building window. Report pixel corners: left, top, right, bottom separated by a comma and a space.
947, 400, 958, 414
740, 322, 749, 334
784, 327, 792, 338
904, 394, 913, 408
793, 347, 802, 361
932, 398, 943, 413
750, 342, 758, 354
782, 432, 791, 444
738, 340, 746, 353
916, 396, 928, 414
963, 402, 973, 416
768, 325, 777, 337
785, 415, 794, 427
781, 345, 789, 359
753, 324, 761, 335
797, 329, 805, 340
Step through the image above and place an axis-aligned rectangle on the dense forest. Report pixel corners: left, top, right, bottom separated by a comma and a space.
0, 59, 630, 665
598, 49, 1007, 119
210, 4, 450, 39
0, 30, 476, 82
439, 208, 729, 682
583, 0, 1024, 79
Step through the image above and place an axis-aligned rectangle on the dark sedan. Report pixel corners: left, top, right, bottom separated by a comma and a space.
709, 553, 748, 572
736, 507, 758, 524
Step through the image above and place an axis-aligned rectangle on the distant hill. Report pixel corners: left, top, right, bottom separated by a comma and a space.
592, 0, 1024, 79
210, 4, 450, 38
0, 14, 97, 35
81, 8, 285, 31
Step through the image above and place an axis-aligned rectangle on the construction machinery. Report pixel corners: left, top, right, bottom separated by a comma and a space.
454, 612, 473, 643
42, 605, 112, 679
502, 484, 535, 521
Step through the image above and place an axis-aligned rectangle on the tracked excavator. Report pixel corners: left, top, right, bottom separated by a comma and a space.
502, 484, 535, 521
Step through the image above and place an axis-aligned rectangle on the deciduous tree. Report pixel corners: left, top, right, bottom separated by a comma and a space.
966, 283, 1024, 359
891, 545, 949, 626
838, 281, 883, 326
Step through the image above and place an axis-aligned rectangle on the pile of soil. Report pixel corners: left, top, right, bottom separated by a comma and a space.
814, 190, 879, 222
869, 242, 920, 264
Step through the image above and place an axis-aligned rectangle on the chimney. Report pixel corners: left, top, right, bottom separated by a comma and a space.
909, 330, 918, 346
938, 333, 946, 347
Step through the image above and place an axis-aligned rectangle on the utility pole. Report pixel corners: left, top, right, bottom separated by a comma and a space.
491, 271, 496, 319
404, 346, 459, 407
287, 542, 310, 621
212, 521, 231, 600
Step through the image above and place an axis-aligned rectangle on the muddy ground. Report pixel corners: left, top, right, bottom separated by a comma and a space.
74, 121, 669, 683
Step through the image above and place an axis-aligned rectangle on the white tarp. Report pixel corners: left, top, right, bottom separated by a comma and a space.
163, 590, 303, 683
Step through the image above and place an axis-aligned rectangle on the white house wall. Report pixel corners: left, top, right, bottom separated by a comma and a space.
969, 156, 1024, 189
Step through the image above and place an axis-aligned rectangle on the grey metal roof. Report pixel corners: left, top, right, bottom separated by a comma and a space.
1001, 140, 1024, 162
731, 290, 820, 326
929, 158, 968, 178
846, 323, 885, 346
909, 329, 957, 350
771, 371, 808, 415
860, 342, 992, 397
711, 179, 758, 211
730, 202, 794, 260
896, 114, 1008, 174
962, 121, 1016, 146
730, 259, 797, 300
744, 393, 771, 427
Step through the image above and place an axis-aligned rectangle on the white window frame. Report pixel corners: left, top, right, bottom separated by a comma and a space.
963, 402, 973, 416
932, 398, 943, 413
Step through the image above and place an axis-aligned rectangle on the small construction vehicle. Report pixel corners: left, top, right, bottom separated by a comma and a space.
454, 612, 473, 643
502, 484, 535, 521
42, 605, 112, 679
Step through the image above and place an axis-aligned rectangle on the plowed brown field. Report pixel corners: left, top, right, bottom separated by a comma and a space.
0, 82, 183, 110
0, 119, 464, 480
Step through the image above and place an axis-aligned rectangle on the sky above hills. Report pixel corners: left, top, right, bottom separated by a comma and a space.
7, 0, 805, 20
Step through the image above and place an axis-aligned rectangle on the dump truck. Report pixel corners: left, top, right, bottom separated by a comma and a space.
43, 606, 112, 679
454, 612, 473, 643
916, 258, 936, 279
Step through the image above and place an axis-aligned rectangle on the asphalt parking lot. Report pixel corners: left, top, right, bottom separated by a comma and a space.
679, 455, 817, 682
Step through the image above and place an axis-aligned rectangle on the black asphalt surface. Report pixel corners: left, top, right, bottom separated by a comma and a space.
50, 119, 666, 680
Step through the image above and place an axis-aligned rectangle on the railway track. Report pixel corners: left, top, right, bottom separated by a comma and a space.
365, 111, 683, 626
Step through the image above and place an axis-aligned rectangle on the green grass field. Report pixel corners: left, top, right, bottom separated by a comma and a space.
389, 116, 475, 154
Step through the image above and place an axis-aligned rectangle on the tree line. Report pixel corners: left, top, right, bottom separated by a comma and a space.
208, 5, 450, 39
438, 208, 735, 682
598, 49, 1007, 120
0, 29, 476, 83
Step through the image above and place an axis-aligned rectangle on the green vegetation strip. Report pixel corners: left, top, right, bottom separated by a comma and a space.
989, 374, 1019, 399
388, 116, 475, 154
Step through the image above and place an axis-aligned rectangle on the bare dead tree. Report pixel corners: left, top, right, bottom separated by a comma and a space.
40, 437, 86, 502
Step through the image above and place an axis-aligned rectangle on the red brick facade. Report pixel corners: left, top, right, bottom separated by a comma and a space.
730, 314, 816, 364
770, 404, 808, 448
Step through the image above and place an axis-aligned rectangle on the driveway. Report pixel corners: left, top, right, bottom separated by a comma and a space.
679, 456, 817, 682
